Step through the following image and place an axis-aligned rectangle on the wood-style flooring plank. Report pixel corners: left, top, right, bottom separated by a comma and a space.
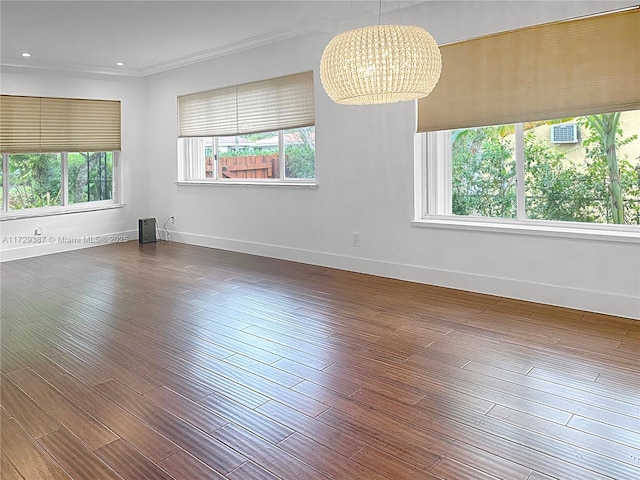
0, 347, 27, 374
487, 405, 640, 468
197, 392, 294, 444
42, 332, 161, 394
271, 357, 360, 396
38, 428, 124, 480
432, 457, 505, 480
0, 454, 26, 480
7, 368, 118, 450
50, 352, 113, 386
256, 400, 366, 458
0, 418, 71, 480
0, 405, 11, 421
49, 374, 181, 463
95, 439, 174, 480
1, 241, 638, 480
94, 379, 247, 475
212, 423, 330, 480
567, 414, 640, 449
158, 450, 226, 480
144, 385, 229, 434
277, 432, 389, 480
226, 461, 280, 480
2, 334, 68, 380
0, 373, 60, 438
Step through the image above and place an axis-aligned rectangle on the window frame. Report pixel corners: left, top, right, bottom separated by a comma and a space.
177, 71, 316, 187
177, 128, 317, 187
1, 151, 123, 221
413, 130, 640, 244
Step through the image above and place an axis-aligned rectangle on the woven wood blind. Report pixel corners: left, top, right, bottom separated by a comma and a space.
417, 8, 640, 132
0, 95, 121, 153
178, 71, 315, 137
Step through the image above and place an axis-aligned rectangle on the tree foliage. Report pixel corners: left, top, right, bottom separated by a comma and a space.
524, 133, 598, 222
580, 116, 639, 224
285, 144, 315, 179
68, 152, 113, 204
217, 127, 316, 179
451, 127, 516, 218
8, 153, 61, 209
8, 152, 112, 210
451, 115, 640, 225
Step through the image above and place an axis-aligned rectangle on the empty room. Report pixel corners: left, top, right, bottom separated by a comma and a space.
1, 1, 638, 479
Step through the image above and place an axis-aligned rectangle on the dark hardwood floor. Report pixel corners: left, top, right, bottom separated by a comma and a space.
1, 240, 638, 480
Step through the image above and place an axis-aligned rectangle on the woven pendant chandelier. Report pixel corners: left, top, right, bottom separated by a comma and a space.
320, 24, 442, 105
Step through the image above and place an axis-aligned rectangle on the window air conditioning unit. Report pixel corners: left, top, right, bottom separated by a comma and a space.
551, 124, 579, 144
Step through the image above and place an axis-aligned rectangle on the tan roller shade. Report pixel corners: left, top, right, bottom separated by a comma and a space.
417, 8, 640, 132
178, 71, 315, 137
0, 95, 121, 153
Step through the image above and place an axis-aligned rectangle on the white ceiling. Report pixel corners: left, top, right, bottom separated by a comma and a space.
1, 0, 426, 77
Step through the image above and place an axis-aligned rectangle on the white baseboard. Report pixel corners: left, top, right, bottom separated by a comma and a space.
0, 229, 137, 262
170, 230, 640, 320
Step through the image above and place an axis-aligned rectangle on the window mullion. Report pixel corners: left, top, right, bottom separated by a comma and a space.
414, 133, 427, 218
113, 152, 121, 203
2, 154, 8, 212
213, 137, 219, 180
62, 152, 69, 206
278, 131, 285, 180
515, 123, 525, 221
425, 131, 452, 215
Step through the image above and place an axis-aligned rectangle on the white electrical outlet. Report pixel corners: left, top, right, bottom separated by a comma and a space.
352, 233, 361, 247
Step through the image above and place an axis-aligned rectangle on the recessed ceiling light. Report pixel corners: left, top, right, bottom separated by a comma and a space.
115, 62, 124, 66
21, 52, 31, 57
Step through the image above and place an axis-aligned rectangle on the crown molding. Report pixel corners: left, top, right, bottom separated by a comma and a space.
1, 19, 332, 79
0, 59, 140, 78
138, 20, 331, 77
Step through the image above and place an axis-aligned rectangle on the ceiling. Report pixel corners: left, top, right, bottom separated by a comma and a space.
1, 0, 426, 77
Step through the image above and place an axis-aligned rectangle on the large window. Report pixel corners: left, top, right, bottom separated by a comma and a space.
0, 95, 121, 217
181, 127, 315, 181
178, 71, 315, 183
415, 8, 639, 237
3, 152, 115, 212
422, 110, 640, 226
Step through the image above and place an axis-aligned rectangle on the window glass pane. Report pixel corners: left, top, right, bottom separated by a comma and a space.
204, 140, 214, 179
68, 152, 113, 204
451, 124, 517, 218
8, 153, 62, 209
179, 137, 208, 180
218, 133, 279, 179
284, 127, 315, 179
524, 110, 640, 225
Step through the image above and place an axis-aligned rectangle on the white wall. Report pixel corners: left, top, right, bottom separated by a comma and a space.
146, 0, 639, 319
3, 1, 636, 319
0, 69, 148, 260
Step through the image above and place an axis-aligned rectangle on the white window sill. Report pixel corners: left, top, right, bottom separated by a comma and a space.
412, 216, 640, 244
1, 202, 125, 221
175, 180, 318, 188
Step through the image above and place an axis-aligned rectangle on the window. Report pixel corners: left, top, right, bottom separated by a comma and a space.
414, 7, 639, 238
68, 152, 113, 204
178, 71, 315, 183
8, 153, 62, 209
0, 95, 121, 217
421, 110, 640, 226
3, 152, 116, 212
181, 127, 315, 181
